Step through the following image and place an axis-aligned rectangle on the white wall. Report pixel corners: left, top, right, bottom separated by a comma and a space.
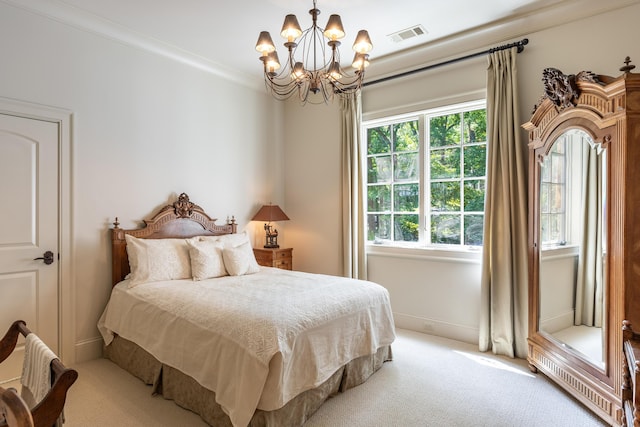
0, 3, 283, 361
539, 248, 578, 334
284, 3, 640, 344
282, 101, 343, 275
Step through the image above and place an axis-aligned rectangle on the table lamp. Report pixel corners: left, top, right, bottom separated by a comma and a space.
251, 204, 290, 248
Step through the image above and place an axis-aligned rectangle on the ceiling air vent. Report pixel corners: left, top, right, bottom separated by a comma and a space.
388, 25, 427, 43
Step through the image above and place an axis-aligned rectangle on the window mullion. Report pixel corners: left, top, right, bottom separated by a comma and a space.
459, 112, 465, 245
390, 125, 396, 241
417, 115, 425, 244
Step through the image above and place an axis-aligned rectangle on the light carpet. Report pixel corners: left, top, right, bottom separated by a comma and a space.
60, 328, 606, 426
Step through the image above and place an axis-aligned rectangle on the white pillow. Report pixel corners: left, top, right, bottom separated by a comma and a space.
125, 234, 191, 287
197, 231, 251, 248
222, 241, 260, 276
187, 239, 227, 280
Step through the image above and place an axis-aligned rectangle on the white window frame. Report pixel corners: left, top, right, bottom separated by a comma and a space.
541, 129, 596, 251
363, 99, 487, 252
540, 136, 568, 247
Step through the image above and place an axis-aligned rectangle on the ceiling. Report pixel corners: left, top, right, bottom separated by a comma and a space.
6, 0, 639, 87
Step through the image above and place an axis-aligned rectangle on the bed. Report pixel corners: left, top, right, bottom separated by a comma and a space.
97, 193, 395, 427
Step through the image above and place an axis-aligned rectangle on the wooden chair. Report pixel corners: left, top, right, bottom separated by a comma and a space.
0, 321, 77, 427
0, 387, 33, 427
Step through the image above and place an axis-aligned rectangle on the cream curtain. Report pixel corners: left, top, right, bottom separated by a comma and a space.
340, 92, 367, 279
479, 47, 529, 358
575, 143, 605, 327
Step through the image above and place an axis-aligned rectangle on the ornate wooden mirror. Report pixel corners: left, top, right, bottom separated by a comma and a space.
523, 61, 640, 425
537, 127, 607, 368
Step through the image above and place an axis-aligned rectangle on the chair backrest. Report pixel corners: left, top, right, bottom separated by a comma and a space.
0, 387, 34, 427
0, 321, 78, 427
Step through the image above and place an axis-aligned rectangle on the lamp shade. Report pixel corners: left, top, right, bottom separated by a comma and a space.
266, 51, 281, 73
352, 53, 370, 70
324, 14, 345, 40
255, 31, 276, 55
251, 205, 290, 222
281, 14, 303, 41
352, 30, 373, 54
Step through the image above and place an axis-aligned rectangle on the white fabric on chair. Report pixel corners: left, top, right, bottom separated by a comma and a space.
20, 333, 57, 409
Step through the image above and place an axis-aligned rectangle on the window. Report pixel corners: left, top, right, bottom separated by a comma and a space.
365, 101, 487, 248
540, 138, 566, 245
539, 129, 598, 248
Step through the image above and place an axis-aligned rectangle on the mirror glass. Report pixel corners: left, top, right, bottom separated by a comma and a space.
538, 128, 607, 369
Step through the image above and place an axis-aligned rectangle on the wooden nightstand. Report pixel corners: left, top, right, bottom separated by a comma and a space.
253, 248, 293, 270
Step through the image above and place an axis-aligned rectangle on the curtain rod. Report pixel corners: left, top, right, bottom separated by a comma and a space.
363, 38, 529, 87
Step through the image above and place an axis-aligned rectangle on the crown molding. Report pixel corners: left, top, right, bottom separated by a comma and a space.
1, 0, 263, 91
367, 0, 640, 83
4, 0, 637, 92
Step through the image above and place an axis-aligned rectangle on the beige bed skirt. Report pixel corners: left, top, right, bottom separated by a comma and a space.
104, 335, 392, 427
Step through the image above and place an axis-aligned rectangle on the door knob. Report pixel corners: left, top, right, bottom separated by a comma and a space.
33, 251, 54, 265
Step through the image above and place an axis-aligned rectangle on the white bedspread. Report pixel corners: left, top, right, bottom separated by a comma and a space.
97, 267, 395, 427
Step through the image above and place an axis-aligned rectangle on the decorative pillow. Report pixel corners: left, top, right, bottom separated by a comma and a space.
187, 239, 227, 280
125, 234, 191, 287
197, 231, 251, 248
222, 241, 260, 276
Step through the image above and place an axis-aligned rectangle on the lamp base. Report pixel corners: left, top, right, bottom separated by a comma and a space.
264, 224, 279, 249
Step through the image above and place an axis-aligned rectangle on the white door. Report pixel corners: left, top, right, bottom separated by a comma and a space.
0, 113, 59, 382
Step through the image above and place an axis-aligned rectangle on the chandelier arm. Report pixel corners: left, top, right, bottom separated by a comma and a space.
330, 71, 365, 86
265, 69, 312, 85
285, 42, 297, 70
329, 40, 339, 65
320, 79, 333, 102
264, 71, 313, 100
265, 77, 303, 93
323, 63, 364, 87
263, 59, 295, 82
265, 81, 304, 100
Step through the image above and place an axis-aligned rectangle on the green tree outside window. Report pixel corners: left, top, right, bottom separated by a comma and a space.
365, 102, 487, 246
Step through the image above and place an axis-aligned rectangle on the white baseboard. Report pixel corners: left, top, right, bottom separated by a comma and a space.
394, 312, 479, 345
540, 310, 574, 334
74, 336, 104, 364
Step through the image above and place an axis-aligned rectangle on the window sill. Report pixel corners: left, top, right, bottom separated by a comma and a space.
540, 244, 579, 260
366, 242, 482, 264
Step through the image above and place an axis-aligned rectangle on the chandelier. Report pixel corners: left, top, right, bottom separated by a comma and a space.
255, 0, 373, 104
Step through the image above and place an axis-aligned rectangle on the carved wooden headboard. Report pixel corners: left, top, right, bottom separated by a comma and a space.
110, 193, 237, 287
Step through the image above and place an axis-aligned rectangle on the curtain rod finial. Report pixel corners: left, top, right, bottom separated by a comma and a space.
517, 38, 529, 53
